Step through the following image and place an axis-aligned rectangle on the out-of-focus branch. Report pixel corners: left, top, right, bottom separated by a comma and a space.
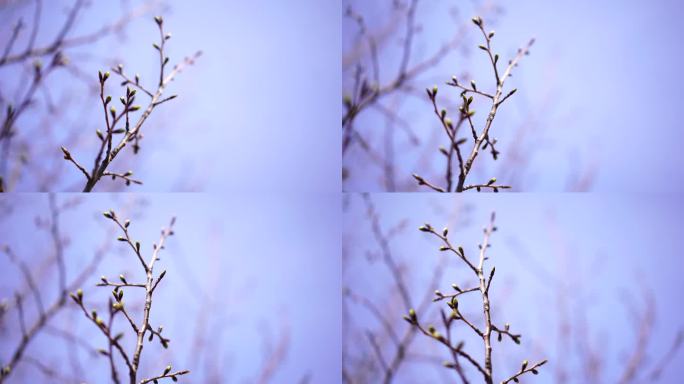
0, 195, 112, 382
0, 1, 160, 66
344, 195, 451, 383
256, 327, 290, 384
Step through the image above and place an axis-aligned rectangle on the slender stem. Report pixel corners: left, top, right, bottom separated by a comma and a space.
477, 215, 496, 384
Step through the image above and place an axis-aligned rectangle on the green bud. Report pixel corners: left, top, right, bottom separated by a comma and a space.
450, 296, 458, 310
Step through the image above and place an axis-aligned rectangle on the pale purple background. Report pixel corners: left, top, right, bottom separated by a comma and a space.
344, 193, 684, 383
0, 193, 341, 382
0, 0, 340, 192
343, 0, 684, 192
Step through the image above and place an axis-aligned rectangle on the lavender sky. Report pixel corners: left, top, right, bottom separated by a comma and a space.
343, 193, 684, 383
343, 0, 684, 192
0, 0, 340, 192
0, 193, 341, 383
1, 1, 682, 384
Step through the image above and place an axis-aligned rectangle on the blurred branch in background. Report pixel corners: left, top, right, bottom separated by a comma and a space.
0, 194, 121, 382
343, 195, 470, 383
507, 214, 684, 384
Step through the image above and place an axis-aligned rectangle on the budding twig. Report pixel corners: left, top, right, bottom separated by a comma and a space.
414, 16, 534, 192
61, 16, 201, 192
0, 0, 158, 190
408, 213, 547, 383
72, 210, 186, 384
342, 2, 495, 190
